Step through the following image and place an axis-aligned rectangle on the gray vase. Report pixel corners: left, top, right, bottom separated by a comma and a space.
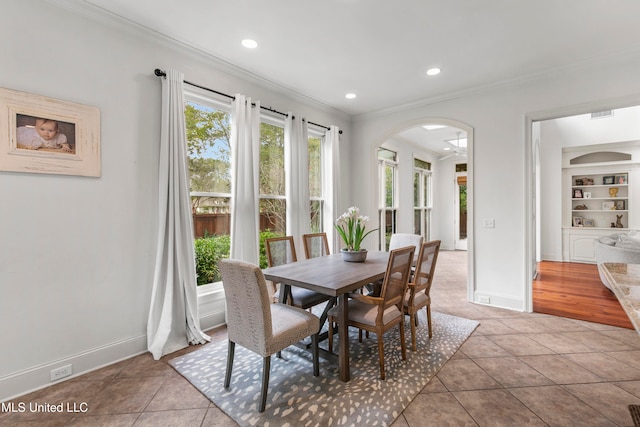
341, 248, 368, 262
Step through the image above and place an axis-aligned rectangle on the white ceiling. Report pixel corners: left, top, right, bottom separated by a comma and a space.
81, 0, 640, 154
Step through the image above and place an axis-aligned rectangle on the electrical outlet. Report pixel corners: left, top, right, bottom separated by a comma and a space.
477, 295, 491, 304
50, 364, 72, 382
483, 218, 495, 228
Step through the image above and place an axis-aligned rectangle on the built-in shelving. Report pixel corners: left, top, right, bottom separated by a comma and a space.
561, 142, 639, 264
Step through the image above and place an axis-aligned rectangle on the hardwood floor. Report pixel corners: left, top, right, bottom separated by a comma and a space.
533, 260, 634, 329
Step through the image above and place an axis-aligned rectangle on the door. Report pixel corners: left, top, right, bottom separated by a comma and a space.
454, 172, 468, 250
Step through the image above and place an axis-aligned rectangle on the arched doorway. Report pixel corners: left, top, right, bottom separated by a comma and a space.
374, 118, 475, 302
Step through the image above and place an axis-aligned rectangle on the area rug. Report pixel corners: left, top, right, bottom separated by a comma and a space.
169, 311, 478, 427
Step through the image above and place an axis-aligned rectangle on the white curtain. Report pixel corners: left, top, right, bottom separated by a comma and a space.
285, 115, 311, 249
322, 126, 342, 253
230, 95, 260, 264
148, 69, 210, 360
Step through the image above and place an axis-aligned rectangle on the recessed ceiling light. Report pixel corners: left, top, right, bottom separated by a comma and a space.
345, 93, 357, 99
426, 68, 441, 76
242, 39, 258, 49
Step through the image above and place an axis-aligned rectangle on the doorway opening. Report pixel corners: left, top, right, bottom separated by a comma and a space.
376, 119, 474, 302
454, 166, 468, 251
527, 103, 640, 325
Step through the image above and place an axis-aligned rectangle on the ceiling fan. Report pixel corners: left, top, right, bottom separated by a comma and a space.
439, 131, 467, 160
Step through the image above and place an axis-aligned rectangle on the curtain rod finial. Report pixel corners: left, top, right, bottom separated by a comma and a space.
154, 69, 166, 77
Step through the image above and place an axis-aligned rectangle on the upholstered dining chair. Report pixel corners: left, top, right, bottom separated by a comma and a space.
327, 245, 415, 380
302, 232, 331, 259
404, 240, 441, 351
265, 236, 332, 310
389, 233, 424, 263
219, 259, 320, 413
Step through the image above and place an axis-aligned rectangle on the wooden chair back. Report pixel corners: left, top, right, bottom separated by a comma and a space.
411, 240, 441, 297
265, 236, 297, 267
302, 232, 330, 259
378, 245, 415, 315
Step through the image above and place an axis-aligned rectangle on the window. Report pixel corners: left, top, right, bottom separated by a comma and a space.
378, 147, 397, 251
414, 158, 432, 240
259, 119, 286, 235
184, 96, 232, 285
309, 133, 323, 232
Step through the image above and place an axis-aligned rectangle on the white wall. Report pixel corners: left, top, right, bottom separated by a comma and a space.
0, 0, 351, 400
350, 53, 640, 311
539, 106, 640, 261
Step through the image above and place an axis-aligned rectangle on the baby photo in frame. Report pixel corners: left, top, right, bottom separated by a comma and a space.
0, 87, 100, 177
615, 175, 628, 185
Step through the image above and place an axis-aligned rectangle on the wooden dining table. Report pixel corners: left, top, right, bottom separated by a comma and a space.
263, 250, 390, 382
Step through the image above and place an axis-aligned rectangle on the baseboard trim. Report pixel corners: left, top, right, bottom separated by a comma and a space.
1, 290, 228, 402
0, 334, 147, 402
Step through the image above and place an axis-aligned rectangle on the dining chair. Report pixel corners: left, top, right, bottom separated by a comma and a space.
404, 240, 441, 351
219, 259, 320, 413
302, 232, 331, 259
327, 245, 415, 380
389, 233, 424, 263
301, 232, 337, 328
265, 236, 332, 309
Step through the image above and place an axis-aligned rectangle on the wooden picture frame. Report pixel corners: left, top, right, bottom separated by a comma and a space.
615, 175, 628, 185
602, 201, 615, 210
603, 176, 615, 185
0, 87, 100, 177
583, 218, 595, 227
572, 188, 583, 198
573, 217, 583, 227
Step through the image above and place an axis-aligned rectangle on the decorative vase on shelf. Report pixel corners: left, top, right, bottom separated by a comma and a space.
341, 248, 368, 263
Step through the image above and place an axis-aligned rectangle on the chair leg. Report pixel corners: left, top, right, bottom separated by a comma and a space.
224, 340, 235, 388
426, 305, 433, 338
399, 321, 407, 361
377, 334, 385, 380
259, 356, 271, 413
328, 318, 334, 353
410, 312, 418, 352
311, 333, 319, 377
358, 328, 363, 342
318, 297, 337, 328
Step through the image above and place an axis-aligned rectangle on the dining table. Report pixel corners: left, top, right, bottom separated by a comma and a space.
263, 250, 390, 382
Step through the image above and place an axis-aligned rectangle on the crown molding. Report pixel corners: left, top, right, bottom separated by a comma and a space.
46, 0, 348, 118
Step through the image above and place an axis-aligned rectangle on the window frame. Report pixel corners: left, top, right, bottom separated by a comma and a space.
378, 148, 398, 251
413, 157, 432, 241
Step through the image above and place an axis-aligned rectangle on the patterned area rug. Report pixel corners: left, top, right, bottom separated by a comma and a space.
169, 311, 478, 427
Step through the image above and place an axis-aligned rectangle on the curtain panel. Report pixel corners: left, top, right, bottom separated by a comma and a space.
229, 95, 260, 265
322, 126, 342, 253
285, 115, 311, 250
148, 69, 210, 360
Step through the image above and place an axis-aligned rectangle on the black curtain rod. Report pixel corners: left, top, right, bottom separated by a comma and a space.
155, 69, 341, 134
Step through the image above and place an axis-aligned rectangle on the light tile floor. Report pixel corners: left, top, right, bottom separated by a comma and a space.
2, 251, 640, 426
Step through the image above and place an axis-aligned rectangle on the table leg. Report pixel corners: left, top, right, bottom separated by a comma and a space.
338, 293, 350, 382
